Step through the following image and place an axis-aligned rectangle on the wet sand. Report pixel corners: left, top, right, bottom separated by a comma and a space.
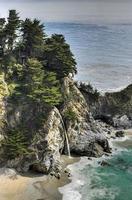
124, 129, 132, 136
0, 156, 80, 200
34, 156, 80, 200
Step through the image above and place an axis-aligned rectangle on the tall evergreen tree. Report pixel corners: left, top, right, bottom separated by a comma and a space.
5, 10, 20, 51
12, 59, 62, 106
43, 34, 77, 78
21, 19, 45, 59
25, 59, 62, 106
0, 18, 6, 62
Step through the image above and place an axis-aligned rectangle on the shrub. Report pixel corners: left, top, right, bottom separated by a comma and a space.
2, 128, 29, 159
64, 108, 77, 122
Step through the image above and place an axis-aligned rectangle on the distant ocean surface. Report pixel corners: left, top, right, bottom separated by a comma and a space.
45, 22, 132, 92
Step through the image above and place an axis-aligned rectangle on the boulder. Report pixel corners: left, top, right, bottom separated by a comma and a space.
115, 130, 125, 138
0, 168, 17, 179
113, 115, 132, 129
99, 160, 111, 167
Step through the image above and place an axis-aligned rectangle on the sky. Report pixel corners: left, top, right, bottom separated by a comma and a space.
0, 0, 132, 24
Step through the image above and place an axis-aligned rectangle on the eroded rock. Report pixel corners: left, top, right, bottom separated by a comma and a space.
60, 78, 111, 157
115, 130, 125, 138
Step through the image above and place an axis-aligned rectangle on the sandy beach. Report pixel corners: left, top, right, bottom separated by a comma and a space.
0, 156, 80, 200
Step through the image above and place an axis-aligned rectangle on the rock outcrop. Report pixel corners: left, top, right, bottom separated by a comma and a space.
5, 107, 65, 175
60, 77, 111, 157
80, 83, 132, 129
29, 107, 65, 175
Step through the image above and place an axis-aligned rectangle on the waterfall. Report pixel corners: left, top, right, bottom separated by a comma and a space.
59, 113, 71, 157
78, 122, 81, 135
65, 131, 71, 157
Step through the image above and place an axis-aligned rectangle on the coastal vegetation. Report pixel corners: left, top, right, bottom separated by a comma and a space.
64, 108, 78, 123
2, 128, 29, 159
0, 10, 77, 159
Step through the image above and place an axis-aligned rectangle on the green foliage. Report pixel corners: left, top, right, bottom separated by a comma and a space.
3, 54, 16, 67
1, 10, 77, 80
20, 18, 45, 58
79, 82, 100, 101
25, 59, 62, 106
5, 10, 20, 51
64, 108, 77, 122
2, 128, 28, 159
2, 54, 17, 74
10, 58, 62, 106
0, 18, 6, 61
43, 34, 77, 78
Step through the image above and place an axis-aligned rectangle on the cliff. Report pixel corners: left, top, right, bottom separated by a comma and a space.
80, 83, 132, 129
0, 74, 131, 177
60, 77, 110, 157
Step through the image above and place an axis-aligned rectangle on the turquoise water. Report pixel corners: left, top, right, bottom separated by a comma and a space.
45, 22, 132, 92
80, 150, 132, 200
59, 136, 132, 200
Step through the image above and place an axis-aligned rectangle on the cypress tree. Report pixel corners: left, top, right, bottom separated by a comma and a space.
21, 19, 45, 59
5, 10, 20, 51
25, 59, 62, 106
43, 34, 77, 78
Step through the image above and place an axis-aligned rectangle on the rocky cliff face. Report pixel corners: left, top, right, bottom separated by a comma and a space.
60, 77, 111, 157
0, 73, 9, 136
0, 75, 131, 176
2, 105, 65, 176
2, 78, 110, 174
30, 107, 65, 175
80, 84, 132, 129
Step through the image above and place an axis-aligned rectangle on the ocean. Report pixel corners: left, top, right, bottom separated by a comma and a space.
45, 22, 132, 92
59, 134, 132, 200
45, 22, 132, 200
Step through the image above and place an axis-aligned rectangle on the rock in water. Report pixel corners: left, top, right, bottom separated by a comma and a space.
115, 130, 125, 138
113, 115, 132, 129
99, 160, 111, 167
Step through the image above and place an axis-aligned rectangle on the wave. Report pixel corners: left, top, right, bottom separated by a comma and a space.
59, 159, 85, 200
60, 132, 132, 200
101, 85, 130, 93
